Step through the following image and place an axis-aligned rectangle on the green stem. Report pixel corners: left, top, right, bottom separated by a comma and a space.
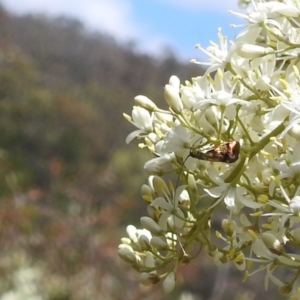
225, 121, 285, 183
247, 121, 285, 160
237, 115, 255, 146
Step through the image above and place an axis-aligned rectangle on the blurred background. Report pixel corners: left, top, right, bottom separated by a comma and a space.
0, 1, 285, 299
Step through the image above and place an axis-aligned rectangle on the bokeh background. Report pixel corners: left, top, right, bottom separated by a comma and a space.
0, 1, 286, 299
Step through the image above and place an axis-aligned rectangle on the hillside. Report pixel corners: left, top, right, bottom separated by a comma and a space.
0, 5, 206, 300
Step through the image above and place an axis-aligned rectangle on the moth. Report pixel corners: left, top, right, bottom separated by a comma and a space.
190, 140, 240, 163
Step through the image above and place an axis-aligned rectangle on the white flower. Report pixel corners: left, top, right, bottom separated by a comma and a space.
151, 185, 187, 231
249, 54, 278, 91
251, 237, 277, 261
204, 167, 262, 212
197, 90, 247, 120
144, 154, 175, 175
161, 125, 193, 158
273, 142, 300, 179
279, 94, 300, 138
193, 28, 230, 74
192, 70, 249, 121
265, 185, 300, 229
125, 106, 154, 143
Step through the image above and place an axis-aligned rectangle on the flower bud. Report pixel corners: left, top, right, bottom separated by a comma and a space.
187, 174, 197, 193
222, 219, 233, 236
141, 184, 153, 203
164, 84, 183, 113
234, 257, 246, 271
126, 225, 138, 243
162, 272, 176, 293
288, 123, 300, 139
151, 237, 168, 249
257, 194, 268, 204
289, 195, 300, 214
204, 106, 217, 126
262, 232, 283, 254
291, 228, 300, 243
118, 244, 137, 263
120, 237, 131, 245
178, 189, 190, 207
140, 216, 162, 235
236, 44, 269, 59
147, 205, 156, 219
152, 176, 169, 197
138, 234, 151, 250
134, 95, 157, 111
169, 75, 180, 90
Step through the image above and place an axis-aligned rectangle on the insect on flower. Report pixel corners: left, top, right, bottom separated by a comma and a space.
190, 140, 240, 163
173, 140, 240, 201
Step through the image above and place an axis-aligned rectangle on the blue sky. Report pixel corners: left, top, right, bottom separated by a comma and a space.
1, 0, 245, 62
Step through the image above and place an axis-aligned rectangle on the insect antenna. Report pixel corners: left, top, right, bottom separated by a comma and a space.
174, 136, 205, 193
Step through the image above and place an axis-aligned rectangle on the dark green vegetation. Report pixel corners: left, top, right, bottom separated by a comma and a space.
0, 5, 201, 300
0, 4, 282, 300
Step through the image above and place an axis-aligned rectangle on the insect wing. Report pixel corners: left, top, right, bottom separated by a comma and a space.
190, 141, 240, 163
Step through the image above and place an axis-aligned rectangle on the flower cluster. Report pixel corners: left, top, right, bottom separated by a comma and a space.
118, 0, 300, 296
